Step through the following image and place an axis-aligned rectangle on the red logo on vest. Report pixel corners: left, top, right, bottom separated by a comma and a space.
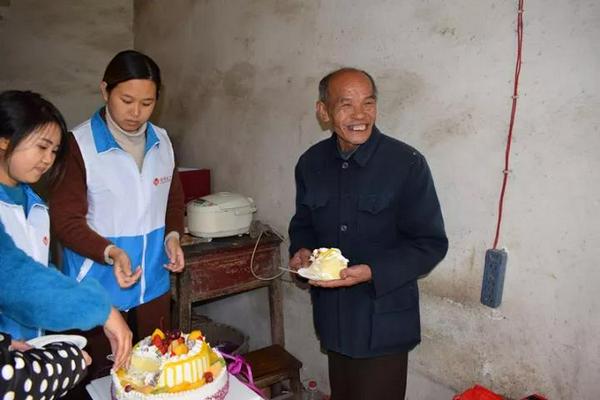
153, 176, 172, 186
43, 236, 49, 246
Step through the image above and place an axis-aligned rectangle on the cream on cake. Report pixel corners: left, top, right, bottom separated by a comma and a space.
307, 248, 349, 280
111, 329, 229, 400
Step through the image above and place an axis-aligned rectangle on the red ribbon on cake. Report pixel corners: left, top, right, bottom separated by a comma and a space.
222, 352, 265, 398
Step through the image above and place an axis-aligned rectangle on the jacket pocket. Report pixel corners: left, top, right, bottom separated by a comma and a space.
357, 194, 393, 241
301, 192, 329, 210
301, 192, 331, 234
370, 283, 421, 351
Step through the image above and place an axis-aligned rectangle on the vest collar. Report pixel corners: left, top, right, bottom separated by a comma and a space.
0, 183, 47, 215
90, 109, 160, 155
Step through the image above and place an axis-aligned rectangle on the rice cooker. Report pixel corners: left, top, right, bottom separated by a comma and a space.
187, 192, 257, 238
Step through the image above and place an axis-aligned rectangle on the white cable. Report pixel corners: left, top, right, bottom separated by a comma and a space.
249, 228, 286, 281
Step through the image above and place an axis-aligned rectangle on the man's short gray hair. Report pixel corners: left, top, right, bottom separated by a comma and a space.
318, 68, 378, 103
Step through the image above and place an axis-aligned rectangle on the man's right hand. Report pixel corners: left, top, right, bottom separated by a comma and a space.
289, 248, 312, 270
103, 307, 132, 371
109, 247, 142, 288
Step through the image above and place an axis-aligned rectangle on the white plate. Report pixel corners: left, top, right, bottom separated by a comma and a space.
297, 267, 329, 281
27, 334, 87, 349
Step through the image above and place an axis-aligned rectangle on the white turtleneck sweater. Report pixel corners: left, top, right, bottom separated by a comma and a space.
105, 107, 147, 172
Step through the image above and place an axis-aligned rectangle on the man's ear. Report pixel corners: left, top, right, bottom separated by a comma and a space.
316, 101, 331, 124
100, 82, 109, 103
0, 137, 10, 152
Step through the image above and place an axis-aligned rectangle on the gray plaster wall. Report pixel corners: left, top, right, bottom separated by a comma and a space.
131, 1, 600, 399
0, 0, 133, 127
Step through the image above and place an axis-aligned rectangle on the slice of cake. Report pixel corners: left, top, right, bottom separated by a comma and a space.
111, 328, 229, 400
306, 248, 349, 280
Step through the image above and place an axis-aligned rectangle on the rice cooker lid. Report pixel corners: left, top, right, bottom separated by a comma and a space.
189, 192, 255, 214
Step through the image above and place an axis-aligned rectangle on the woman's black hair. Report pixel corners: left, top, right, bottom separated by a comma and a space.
0, 90, 68, 184
103, 50, 162, 98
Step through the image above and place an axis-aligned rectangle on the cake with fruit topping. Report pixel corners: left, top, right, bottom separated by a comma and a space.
111, 328, 228, 400
306, 248, 349, 280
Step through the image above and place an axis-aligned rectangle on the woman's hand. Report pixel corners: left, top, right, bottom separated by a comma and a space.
82, 350, 92, 366
109, 247, 142, 288
9, 340, 32, 352
165, 236, 185, 272
103, 307, 132, 370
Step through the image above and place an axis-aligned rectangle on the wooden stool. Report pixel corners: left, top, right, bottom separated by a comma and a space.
244, 345, 303, 400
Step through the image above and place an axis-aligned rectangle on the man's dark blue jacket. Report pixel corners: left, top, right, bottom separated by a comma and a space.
289, 126, 448, 357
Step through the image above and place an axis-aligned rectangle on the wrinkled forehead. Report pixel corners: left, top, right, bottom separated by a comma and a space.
328, 71, 375, 99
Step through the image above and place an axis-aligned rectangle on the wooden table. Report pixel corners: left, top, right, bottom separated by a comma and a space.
171, 229, 285, 346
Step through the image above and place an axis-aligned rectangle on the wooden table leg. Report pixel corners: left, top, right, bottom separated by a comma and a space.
269, 277, 284, 346
176, 269, 192, 332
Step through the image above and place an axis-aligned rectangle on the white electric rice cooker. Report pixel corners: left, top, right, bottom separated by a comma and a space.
187, 192, 257, 238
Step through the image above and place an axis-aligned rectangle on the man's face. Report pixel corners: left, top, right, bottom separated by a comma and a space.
317, 70, 377, 152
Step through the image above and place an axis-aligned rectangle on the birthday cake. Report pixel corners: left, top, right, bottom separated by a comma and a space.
111, 329, 228, 400
305, 248, 349, 280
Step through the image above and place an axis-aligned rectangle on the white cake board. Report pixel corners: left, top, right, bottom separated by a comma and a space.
86, 374, 263, 400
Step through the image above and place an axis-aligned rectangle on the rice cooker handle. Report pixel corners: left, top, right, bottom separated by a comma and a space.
233, 197, 257, 215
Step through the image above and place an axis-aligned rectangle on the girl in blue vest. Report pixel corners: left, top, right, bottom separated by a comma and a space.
49, 50, 186, 381
0, 90, 68, 340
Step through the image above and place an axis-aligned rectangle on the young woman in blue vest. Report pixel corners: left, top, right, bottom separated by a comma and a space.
49, 50, 186, 380
0, 90, 68, 340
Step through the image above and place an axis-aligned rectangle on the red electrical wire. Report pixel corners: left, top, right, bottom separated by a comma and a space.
492, 0, 525, 249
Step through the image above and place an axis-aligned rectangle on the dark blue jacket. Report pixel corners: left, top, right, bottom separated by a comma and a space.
289, 126, 448, 357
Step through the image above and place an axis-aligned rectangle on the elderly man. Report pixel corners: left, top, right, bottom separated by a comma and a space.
288, 68, 448, 399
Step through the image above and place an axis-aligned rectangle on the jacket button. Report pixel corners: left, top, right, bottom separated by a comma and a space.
340, 224, 348, 232
341, 161, 349, 169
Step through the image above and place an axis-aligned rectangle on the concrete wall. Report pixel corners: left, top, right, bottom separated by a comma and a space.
0, 0, 133, 127
134, 2, 600, 398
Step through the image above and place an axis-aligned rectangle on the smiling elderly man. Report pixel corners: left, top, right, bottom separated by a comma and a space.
288, 68, 448, 400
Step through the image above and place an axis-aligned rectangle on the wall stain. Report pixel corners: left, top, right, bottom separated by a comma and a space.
274, 0, 306, 19
422, 110, 477, 148
435, 25, 456, 37
377, 69, 425, 113
222, 62, 256, 99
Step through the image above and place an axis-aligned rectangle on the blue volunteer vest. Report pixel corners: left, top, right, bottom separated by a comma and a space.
0, 184, 48, 339
62, 110, 175, 310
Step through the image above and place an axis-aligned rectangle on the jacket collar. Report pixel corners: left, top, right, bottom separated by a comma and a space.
90, 108, 160, 155
330, 125, 382, 167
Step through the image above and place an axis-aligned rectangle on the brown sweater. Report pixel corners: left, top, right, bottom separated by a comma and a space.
49, 133, 185, 264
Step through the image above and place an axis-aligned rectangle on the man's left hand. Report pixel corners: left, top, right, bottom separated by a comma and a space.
309, 264, 372, 288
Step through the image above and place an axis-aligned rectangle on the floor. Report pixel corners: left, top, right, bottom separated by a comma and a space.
406, 369, 456, 400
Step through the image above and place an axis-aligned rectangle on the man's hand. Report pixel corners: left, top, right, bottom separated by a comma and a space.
109, 247, 142, 288
164, 236, 185, 272
103, 307, 132, 371
309, 264, 372, 288
289, 248, 312, 270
